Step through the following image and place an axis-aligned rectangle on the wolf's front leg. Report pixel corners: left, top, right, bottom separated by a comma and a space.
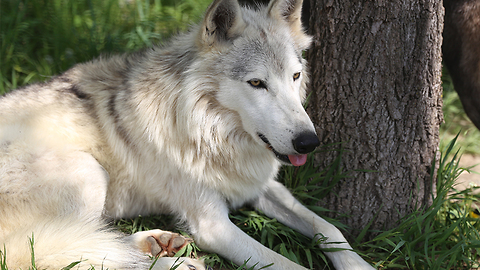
252, 180, 375, 270
186, 193, 308, 270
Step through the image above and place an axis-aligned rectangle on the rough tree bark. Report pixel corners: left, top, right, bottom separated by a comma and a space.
305, 0, 444, 239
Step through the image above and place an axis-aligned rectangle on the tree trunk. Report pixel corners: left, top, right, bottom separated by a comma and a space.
305, 0, 444, 240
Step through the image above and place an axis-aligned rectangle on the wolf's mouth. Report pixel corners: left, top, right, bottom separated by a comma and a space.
257, 133, 308, 166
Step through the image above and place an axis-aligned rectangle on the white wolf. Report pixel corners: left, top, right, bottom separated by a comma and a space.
0, 0, 374, 269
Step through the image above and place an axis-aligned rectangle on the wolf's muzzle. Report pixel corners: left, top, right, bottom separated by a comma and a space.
258, 132, 320, 166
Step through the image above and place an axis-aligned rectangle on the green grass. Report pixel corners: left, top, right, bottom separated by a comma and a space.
0, 0, 211, 93
2, 0, 480, 269
362, 135, 480, 269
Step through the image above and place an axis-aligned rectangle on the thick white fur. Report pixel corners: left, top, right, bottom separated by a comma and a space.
0, 0, 374, 269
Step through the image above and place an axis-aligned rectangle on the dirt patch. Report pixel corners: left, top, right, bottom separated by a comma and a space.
456, 154, 480, 190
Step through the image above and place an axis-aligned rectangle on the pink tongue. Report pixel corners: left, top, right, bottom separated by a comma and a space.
288, 154, 308, 166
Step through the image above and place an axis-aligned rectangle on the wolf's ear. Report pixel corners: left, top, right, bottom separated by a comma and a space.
199, 0, 245, 46
268, 0, 311, 50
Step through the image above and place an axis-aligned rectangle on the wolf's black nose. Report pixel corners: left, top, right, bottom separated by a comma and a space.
292, 132, 320, 154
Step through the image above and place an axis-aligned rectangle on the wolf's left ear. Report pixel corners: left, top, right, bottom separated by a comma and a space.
199, 0, 246, 46
268, 0, 311, 50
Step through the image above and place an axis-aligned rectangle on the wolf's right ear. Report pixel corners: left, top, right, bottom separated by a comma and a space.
268, 0, 311, 51
199, 0, 246, 46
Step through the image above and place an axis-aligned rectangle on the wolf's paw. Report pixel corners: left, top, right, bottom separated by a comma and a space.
327, 250, 376, 270
151, 257, 211, 270
131, 229, 193, 257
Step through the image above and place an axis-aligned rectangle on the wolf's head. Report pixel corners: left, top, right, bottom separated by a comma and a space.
198, 0, 319, 166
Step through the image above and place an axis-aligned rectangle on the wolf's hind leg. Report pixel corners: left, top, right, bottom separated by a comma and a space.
0, 144, 109, 232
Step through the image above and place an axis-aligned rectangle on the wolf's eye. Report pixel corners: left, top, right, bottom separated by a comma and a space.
248, 79, 266, 89
293, 72, 301, 81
